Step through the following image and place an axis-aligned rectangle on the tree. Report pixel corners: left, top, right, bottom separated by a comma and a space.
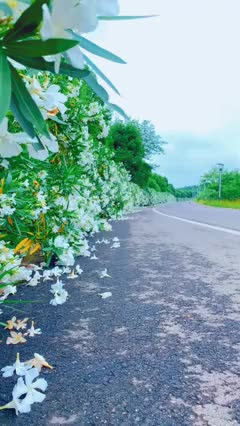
131, 119, 166, 159
107, 122, 152, 188
198, 168, 240, 200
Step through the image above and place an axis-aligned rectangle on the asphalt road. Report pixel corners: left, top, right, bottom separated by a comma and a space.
1, 202, 240, 426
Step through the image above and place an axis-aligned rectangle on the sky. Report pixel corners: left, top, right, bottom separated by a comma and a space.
90, 0, 240, 186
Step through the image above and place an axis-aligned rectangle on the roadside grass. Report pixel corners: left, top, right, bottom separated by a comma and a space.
197, 199, 240, 209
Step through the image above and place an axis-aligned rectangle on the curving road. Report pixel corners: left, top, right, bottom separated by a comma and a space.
1, 202, 240, 425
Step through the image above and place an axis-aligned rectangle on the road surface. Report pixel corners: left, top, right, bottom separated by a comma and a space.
1, 202, 240, 425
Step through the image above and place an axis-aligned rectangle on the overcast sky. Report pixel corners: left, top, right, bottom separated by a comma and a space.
91, 0, 240, 186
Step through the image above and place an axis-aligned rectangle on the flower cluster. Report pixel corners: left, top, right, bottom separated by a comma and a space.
0, 353, 52, 415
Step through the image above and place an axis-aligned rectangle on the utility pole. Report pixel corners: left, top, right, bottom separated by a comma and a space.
217, 163, 224, 199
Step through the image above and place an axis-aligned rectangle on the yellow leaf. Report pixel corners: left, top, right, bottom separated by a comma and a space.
14, 238, 30, 254
29, 243, 41, 256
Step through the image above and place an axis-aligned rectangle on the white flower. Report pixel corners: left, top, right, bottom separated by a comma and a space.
59, 247, 75, 266
50, 280, 68, 306
54, 235, 69, 249
43, 270, 54, 281
68, 269, 78, 279
26, 78, 67, 119
14, 368, 48, 406
0, 159, 9, 169
0, 383, 31, 415
1, 353, 31, 378
22, 179, 30, 188
111, 242, 120, 249
40, 0, 119, 72
98, 292, 112, 299
27, 134, 59, 161
112, 237, 119, 242
25, 353, 53, 372
76, 265, 83, 275
51, 266, 63, 277
0, 285, 17, 301
90, 254, 98, 260
0, 118, 26, 158
26, 276, 39, 287
25, 321, 42, 337
99, 268, 111, 278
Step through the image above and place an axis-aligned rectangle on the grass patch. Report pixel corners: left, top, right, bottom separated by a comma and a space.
197, 199, 240, 209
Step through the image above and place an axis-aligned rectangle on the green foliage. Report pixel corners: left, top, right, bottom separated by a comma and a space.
175, 186, 198, 199
107, 122, 175, 193
198, 168, 240, 200
148, 173, 170, 192
107, 121, 152, 187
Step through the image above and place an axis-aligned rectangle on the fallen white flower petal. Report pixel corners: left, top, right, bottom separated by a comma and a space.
25, 321, 42, 337
68, 269, 78, 279
25, 353, 53, 372
6, 332, 27, 345
99, 268, 111, 278
90, 254, 98, 260
112, 237, 120, 242
98, 292, 112, 299
50, 280, 68, 306
14, 368, 48, 406
76, 265, 83, 275
1, 353, 31, 378
111, 242, 121, 249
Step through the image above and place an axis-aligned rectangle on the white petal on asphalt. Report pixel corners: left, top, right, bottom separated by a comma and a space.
98, 292, 112, 299
99, 268, 111, 278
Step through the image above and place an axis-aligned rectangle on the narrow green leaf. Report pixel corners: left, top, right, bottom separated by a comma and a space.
10, 64, 49, 137
7, 54, 90, 79
0, 51, 11, 123
83, 72, 109, 103
98, 15, 158, 20
69, 31, 126, 64
107, 102, 129, 120
4, 0, 49, 42
11, 92, 36, 138
5, 39, 79, 58
83, 54, 120, 95
50, 116, 67, 125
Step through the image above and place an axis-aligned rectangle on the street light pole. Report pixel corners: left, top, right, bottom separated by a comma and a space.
217, 163, 224, 199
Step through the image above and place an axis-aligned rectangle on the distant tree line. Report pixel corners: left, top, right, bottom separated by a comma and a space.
175, 186, 199, 199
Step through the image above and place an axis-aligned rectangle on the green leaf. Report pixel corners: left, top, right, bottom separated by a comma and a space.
7, 54, 90, 79
10, 92, 36, 138
10, 64, 49, 138
4, 0, 49, 42
98, 15, 158, 20
50, 116, 67, 125
68, 31, 126, 64
83, 54, 120, 95
5, 39, 79, 58
0, 2, 12, 16
83, 72, 109, 103
0, 51, 11, 123
107, 102, 129, 120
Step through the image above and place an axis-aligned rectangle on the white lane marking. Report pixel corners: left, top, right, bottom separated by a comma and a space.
153, 208, 240, 236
